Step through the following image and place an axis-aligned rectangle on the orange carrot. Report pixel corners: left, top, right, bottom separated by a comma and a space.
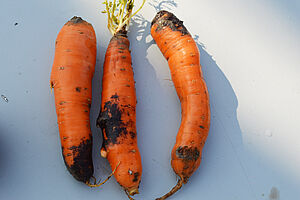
96, 0, 145, 198
50, 16, 96, 182
151, 11, 211, 199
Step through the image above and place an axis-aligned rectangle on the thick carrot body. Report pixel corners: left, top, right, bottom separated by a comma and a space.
151, 11, 210, 199
97, 33, 142, 195
50, 16, 96, 182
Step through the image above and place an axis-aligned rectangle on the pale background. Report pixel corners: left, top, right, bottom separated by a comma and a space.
0, 0, 299, 199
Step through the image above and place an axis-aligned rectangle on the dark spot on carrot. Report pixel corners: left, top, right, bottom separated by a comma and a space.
55, 41, 58, 45
121, 56, 127, 59
129, 132, 136, 139
133, 172, 139, 182
97, 101, 128, 145
176, 146, 199, 161
111, 93, 119, 99
199, 125, 205, 129
63, 139, 93, 182
88, 103, 91, 108
120, 68, 126, 71
84, 88, 88, 91
59, 101, 66, 105
67, 153, 72, 156
75, 87, 81, 92
151, 10, 190, 36
59, 66, 64, 70
65, 49, 72, 52
118, 51, 124, 53
84, 110, 88, 113
79, 32, 84, 34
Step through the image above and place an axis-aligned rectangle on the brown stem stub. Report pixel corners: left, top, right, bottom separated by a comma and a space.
151, 10, 190, 36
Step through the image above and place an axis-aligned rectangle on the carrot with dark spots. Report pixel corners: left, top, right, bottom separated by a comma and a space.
151, 11, 211, 199
50, 16, 96, 183
96, 0, 145, 198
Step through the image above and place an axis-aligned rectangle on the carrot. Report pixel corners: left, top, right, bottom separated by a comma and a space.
151, 11, 211, 199
50, 16, 96, 183
96, 0, 145, 198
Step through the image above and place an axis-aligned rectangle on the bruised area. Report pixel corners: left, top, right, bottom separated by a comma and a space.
133, 172, 140, 182
151, 10, 189, 35
97, 94, 135, 146
63, 138, 93, 182
97, 100, 127, 146
175, 146, 200, 161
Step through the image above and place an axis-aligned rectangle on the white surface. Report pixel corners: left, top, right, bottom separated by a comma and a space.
1, 0, 300, 199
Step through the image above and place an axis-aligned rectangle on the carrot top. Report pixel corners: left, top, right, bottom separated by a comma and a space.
102, 0, 145, 35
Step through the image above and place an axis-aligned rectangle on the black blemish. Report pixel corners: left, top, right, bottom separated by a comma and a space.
118, 51, 124, 53
59, 66, 64, 70
79, 32, 84, 34
133, 172, 139, 182
111, 93, 119, 99
88, 103, 91, 108
176, 146, 200, 161
62, 138, 93, 182
76, 87, 81, 92
120, 68, 126, 71
59, 101, 66, 105
151, 10, 190, 36
121, 56, 127, 59
97, 101, 128, 145
199, 125, 205, 129
129, 132, 136, 139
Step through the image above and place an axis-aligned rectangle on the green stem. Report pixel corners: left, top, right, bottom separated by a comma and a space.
103, 0, 146, 35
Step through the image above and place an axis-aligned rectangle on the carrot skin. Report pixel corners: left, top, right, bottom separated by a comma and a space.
151, 11, 211, 198
97, 33, 142, 195
50, 16, 96, 182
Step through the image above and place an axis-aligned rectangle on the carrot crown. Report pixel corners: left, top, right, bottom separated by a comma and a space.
102, 0, 145, 35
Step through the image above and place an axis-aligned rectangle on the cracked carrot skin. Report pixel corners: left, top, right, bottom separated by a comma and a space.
50, 16, 96, 182
97, 31, 142, 196
151, 11, 211, 199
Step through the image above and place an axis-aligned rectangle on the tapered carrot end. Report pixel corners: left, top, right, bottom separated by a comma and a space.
155, 177, 184, 200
